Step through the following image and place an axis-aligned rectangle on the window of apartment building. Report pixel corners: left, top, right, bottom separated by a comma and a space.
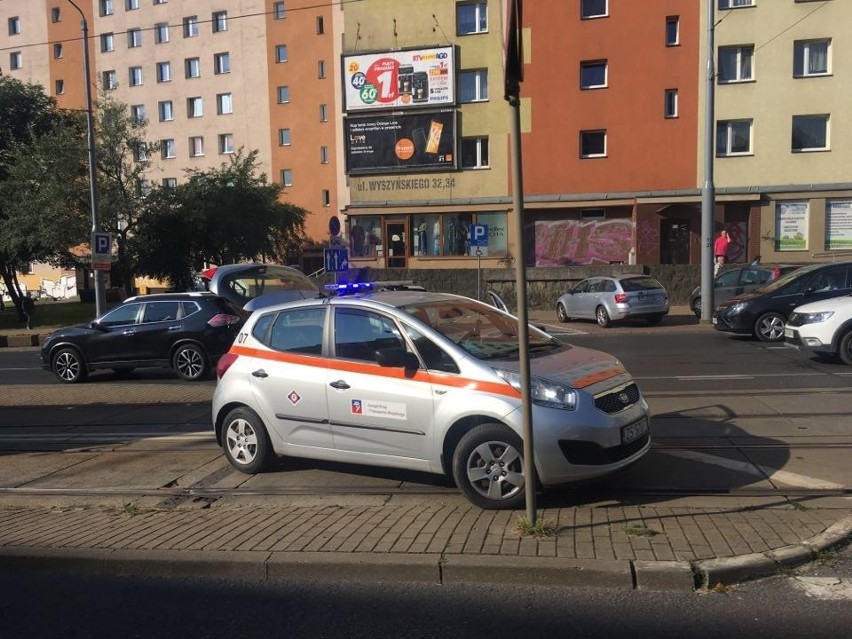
126, 0, 139, 10
156, 61, 171, 82
101, 33, 114, 52
459, 69, 488, 102
319, 104, 328, 122
275, 45, 288, 63
100, 0, 114, 17
155, 23, 169, 44
9, 52, 22, 70
664, 89, 678, 118
716, 119, 752, 155
274, 2, 286, 19
277, 86, 290, 103
580, 130, 607, 158
103, 69, 117, 89
792, 114, 829, 152
322, 190, 331, 207
154, 0, 167, 5
217, 93, 233, 115
161, 138, 176, 159
316, 16, 324, 34
214, 52, 230, 74
55, 80, 65, 95
128, 28, 142, 47
158, 100, 173, 121
187, 97, 203, 118
580, 61, 607, 89
718, 45, 753, 83
318, 60, 326, 79
719, 0, 754, 9
461, 137, 489, 168
162, 178, 177, 188
213, 11, 228, 33
8, 17, 21, 35
133, 143, 147, 162
129, 66, 143, 87
457, 2, 487, 35
666, 16, 679, 46
320, 146, 329, 164
185, 57, 200, 78
794, 39, 830, 78
219, 134, 234, 154
51, 8, 61, 23
130, 104, 146, 123
183, 16, 199, 38
189, 136, 204, 157
279, 129, 291, 146
281, 169, 293, 187
53, 44, 63, 59
581, 0, 608, 19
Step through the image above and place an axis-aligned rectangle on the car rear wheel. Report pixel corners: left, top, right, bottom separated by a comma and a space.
452, 423, 528, 510
52, 347, 87, 383
754, 312, 786, 342
839, 330, 852, 366
692, 297, 702, 318
596, 305, 611, 328
556, 303, 570, 323
221, 407, 274, 474
173, 343, 208, 381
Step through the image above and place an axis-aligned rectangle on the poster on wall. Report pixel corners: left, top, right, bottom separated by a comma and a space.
775, 201, 809, 251
344, 110, 457, 175
342, 46, 455, 112
826, 199, 852, 250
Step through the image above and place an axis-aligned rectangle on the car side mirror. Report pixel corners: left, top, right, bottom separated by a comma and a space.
90, 320, 106, 330
376, 347, 419, 372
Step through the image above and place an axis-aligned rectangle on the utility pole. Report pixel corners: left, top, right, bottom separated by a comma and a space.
700, 0, 716, 323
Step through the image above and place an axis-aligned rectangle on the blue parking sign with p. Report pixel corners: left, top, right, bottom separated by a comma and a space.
470, 224, 488, 247
93, 232, 111, 256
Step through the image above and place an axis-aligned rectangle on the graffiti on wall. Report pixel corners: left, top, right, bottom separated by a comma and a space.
725, 222, 747, 263
531, 218, 634, 266
40, 275, 77, 300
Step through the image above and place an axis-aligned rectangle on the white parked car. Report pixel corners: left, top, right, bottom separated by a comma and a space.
212, 287, 651, 509
784, 294, 852, 365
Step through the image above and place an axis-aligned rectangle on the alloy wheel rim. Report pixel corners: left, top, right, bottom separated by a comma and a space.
56, 352, 79, 381
465, 440, 525, 501
226, 418, 258, 464
177, 348, 203, 378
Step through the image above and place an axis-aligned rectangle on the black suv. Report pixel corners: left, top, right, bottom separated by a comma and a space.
713, 261, 852, 342
41, 292, 247, 383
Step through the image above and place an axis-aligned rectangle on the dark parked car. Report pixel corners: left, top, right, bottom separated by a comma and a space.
690, 263, 800, 317
41, 292, 247, 383
713, 261, 852, 342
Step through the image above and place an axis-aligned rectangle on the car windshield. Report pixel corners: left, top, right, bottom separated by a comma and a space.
398, 298, 559, 360
753, 263, 822, 294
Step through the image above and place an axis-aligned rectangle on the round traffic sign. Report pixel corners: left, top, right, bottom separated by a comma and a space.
329, 216, 341, 237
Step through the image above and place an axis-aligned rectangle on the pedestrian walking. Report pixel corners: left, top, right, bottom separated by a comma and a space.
714, 229, 731, 277
22, 293, 35, 330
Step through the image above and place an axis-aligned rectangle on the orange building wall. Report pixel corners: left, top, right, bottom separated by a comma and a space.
45, 2, 94, 113
522, 1, 700, 195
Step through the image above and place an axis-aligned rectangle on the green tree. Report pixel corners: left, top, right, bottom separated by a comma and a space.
0, 77, 89, 320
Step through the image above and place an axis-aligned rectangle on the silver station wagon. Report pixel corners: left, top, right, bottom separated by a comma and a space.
212, 288, 651, 509
556, 275, 670, 327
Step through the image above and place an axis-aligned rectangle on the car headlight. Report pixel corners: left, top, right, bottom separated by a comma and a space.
494, 369, 577, 410
727, 302, 748, 315
794, 311, 834, 325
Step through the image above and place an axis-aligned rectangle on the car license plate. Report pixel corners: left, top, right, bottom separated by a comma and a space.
621, 418, 648, 445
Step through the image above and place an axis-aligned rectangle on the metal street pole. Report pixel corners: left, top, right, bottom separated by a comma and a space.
67, 0, 104, 317
700, 0, 716, 323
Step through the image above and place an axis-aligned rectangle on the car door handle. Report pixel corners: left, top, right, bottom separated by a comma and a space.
251, 369, 268, 378
122, 329, 135, 336
168, 325, 181, 331
329, 380, 350, 390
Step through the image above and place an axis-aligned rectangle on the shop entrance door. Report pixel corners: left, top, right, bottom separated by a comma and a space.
661, 219, 690, 264
385, 220, 408, 269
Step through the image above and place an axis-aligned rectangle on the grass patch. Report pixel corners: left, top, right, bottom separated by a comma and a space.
119, 503, 145, 517
789, 500, 809, 512
815, 549, 838, 567
624, 524, 660, 537
0, 299, 116, 332
516, 516, 555, 539
707, 581, 734, 594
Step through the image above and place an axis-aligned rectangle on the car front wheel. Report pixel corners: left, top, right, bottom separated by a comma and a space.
52, 347, 87, 383
754, 312, 786, 342
556, 303, 570, 323
452, 423, 528, 510
221, 407, 274, 474
692, 297, 702, 318
839, 329, 852, 366
173, 343, 208, 381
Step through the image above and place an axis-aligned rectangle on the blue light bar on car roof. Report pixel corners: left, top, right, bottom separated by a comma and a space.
324, 282, 374, 295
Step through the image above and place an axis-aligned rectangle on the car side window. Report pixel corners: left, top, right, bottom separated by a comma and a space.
753, 269, 773, 285
811, 269, 845, 293
716, 270, 740, 287
572, 280, 589, 294
587, 280, 601, 293
142, 301, 181, 323
268, 307, 325, 355
600, 280, 616, 293
739, 268, 759, 285
181, 301, 201, 318
404, 325, 458, 374
99, 303, 141, 327
334, 308, 403, 363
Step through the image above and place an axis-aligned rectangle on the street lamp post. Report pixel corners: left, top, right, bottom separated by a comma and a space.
67, 0, 105, 317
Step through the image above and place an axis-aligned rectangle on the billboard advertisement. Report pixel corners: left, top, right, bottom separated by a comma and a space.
344, 110, 457, 175
342, 46, 455, 112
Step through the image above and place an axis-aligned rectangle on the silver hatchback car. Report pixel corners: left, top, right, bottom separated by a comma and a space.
212, 288, 650, 509
556, 275, 670, 327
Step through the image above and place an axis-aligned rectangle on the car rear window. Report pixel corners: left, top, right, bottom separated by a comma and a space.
620, 277, 664, 292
